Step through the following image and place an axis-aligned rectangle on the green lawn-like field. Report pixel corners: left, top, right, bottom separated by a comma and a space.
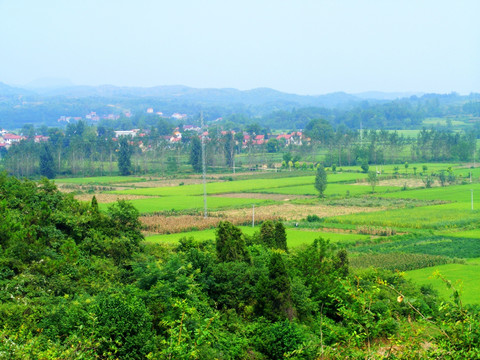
440, 229, 480, 238
406, 259, 480, 305
110, 176, 317, 196
331, 202, 480, 229
99, 196, 272, 214
145, 227, 370, 247
422, 117, 468, 127
253, 183, 400, 197
55, 176, 146, 184
335, 162, 461, 175
379, 183, 480, 203
110, 173, 374, 197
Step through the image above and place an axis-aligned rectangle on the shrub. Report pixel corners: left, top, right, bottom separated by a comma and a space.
306, 214, 322, 222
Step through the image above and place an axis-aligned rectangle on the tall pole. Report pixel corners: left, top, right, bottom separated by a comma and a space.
471, 189, 474, 211
252, 204, 255, 227
201, 112, 207, 218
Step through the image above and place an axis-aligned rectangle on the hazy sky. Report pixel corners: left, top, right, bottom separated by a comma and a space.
1, 0, 479, 95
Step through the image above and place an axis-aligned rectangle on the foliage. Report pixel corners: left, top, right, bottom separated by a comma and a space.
255, 252, 295, 321
3, 173, 480, 357
349, 253, 456, 271
314, 164, 327, 198
367, 170, 378, 193
117, 136, 132, 176
39, 143, 56, 179
215, 221, 250, 262
189, 136, 202, 173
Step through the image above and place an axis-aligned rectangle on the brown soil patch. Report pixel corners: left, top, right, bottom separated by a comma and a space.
211, 193, 313, 201
353, 178, 439, 188
378, 178, 439, 188
120, 178, 210, 188
141, 203, 385, 234
218, 203, 385, 222
75, 194, 153, 203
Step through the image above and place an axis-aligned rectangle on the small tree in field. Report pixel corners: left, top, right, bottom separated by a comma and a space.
118, 137, 132, 176
315, 164, 327, 198
368, 170, 378, 193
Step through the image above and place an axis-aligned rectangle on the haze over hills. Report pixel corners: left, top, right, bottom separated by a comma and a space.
0, 81, 430, 104
0, 81, 478, 129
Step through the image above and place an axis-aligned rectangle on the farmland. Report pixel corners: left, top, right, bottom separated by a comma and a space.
67, 162, 480, 305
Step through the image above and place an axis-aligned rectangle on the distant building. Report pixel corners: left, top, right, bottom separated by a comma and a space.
114, 129, 140, 138
183, 124, 201, 132
3, 133, 25, 144
34, 135, 49, 143
172, 113, 187, 120
147, 108, 154, 114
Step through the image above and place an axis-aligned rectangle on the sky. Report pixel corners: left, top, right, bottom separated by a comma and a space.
0, 0, 479, 95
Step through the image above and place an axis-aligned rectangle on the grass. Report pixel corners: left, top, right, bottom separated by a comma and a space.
406, 260, 480, 305
55, 176, 146, 184
145, 227, 371, 247
253, 183, 400, 197
379, 183, 480, 203
110, 176, 317, 196
99, 196, 273, 214
110, 172, 376, 197
439, 229, 480, 238
351, 234, 480, 259
330, 202, 480, 229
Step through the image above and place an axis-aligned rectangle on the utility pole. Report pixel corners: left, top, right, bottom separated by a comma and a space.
471, 189, 474, 211
201, 112, 207, 218
252, 204, 255, 227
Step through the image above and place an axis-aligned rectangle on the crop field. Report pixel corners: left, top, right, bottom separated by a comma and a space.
55, 176, 147, 184
110, 176, 317, 196
335, 162, 460, 174
252, 183, 400, 197
331, 203, 480, 229
145, 227, 371, 247
64, 167, 480, 305
99, 195, 272, 214
379, 183, 480, 203
422, 117, 469, 127
406, 259, 480, 305
351, 234, 480, 259
440, 229, 480, 238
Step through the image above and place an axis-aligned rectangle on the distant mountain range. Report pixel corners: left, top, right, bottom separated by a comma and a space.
0, 81, 423, 106
0, 81, 474, 129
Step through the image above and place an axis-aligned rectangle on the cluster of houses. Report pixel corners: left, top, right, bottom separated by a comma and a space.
113, 126, 307, 148
0, 129, 49, 150
0, 124, 307, 152
58, 108, 188, 124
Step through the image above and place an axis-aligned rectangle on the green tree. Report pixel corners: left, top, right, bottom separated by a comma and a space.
189, 136, 202, 173
304, 118, 334, 146
223, 132, 235, 169
360, 158, 369, 173
166, 156, 178, 172
367, 170, 378, 193
256, 253, 294, 321
215, 221, 249, 262
118, 136, 132, 175
260, 221, 276, 248
266, 138, 279, 153
274, 222, 288, 251
39, 143, 56, 179
315, 164, 328, 198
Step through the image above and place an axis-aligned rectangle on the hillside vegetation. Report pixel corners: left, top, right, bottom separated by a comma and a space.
1, 173, 480, 359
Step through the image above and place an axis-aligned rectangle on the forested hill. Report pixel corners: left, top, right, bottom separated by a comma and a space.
0, 81, 479, 129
